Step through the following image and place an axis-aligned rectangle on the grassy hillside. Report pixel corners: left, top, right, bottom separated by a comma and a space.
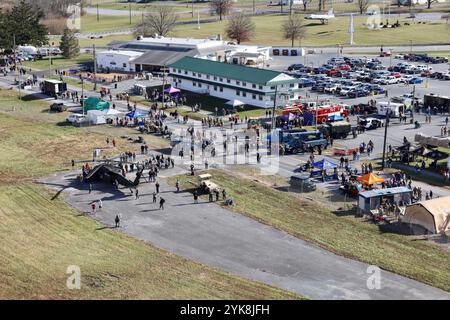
169, 170, 450, 292
0, 89, 302, 299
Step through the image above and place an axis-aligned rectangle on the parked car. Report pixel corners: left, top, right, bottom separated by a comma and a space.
348, 88, 370, 98
409, 77, 424, 84
66, 113, 86, 123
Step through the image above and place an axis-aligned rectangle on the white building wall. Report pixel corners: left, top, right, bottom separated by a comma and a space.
97, 52, 141, 72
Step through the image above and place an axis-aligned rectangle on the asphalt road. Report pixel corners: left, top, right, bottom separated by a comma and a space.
41, 170, 450, 300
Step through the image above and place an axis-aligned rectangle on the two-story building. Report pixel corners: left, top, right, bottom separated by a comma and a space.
169, 57, 300, 108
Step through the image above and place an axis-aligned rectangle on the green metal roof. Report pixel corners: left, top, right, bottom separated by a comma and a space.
169, 57, 290, 86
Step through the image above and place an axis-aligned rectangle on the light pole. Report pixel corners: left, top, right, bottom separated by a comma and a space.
81, 77, 85, 115
381, 107, 390, 170
93, 44, 97, 91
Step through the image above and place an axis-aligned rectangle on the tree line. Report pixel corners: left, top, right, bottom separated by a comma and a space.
0, 0, 49, 51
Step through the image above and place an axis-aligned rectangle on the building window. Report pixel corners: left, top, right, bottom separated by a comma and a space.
259, 95, 263, 100
198, 83, 202, 88
198, 74, 202, 78
184, 70, 188, 75
178, 69, 181, 74
214, 85, 217, 91
242, 92, 247, 97
236, 81, 240, 85
213, 76, 217, 81
243, 82, 247, 86
219, 78, 223, 82
227, 79, 231, 83
252, 84, 256, 89
123, 63, 127, 68
193, 82, 196, 87
259, 85, 263, 90
290, 83, 295, 88
270, 86, 276, 90
252, 94, 256, 99
206, 75, 210, 79
236, 90, 240, 96
219, 87, 223, 92
193, 72, 196, 76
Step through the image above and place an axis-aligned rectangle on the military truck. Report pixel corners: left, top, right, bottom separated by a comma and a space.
280, 130, 327, 154
319, 120, 351, 139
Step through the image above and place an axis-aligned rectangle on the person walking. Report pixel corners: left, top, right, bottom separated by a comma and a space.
88, 183, 92, 194
135, 188, 139, 200
152, 192, 157, 203
155, 181, 160, 193
91, 202, 96, 214
222, 189, 227, 200
159, 197, 166, 210
175, 179, 180, 193
209, 191, 213, 202
193, 191, 198, 204
115, 214, 120, 228
98, 199, 103, 210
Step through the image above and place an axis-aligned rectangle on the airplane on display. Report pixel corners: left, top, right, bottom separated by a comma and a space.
305, 9, 335, 24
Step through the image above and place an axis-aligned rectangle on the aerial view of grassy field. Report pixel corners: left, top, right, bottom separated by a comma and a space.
169, 170, 450, 292
0, 89, 302, 299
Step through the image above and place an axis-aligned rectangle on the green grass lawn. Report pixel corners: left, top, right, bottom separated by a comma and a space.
0, 88, 301, 299
169, 169, 450, 292
0, 183, 301, 299
81, 14, 142, 33
21, 54, 93, 71
173, 14, 450, 46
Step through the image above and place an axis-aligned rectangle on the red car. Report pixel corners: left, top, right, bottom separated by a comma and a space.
338, 64, 351, 71
326, 69, 339, 76
391, 72, 402, 78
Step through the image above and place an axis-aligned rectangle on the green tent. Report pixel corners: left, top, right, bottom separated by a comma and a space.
83, 97, 110, 111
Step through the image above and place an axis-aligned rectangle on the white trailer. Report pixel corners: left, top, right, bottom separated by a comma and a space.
376, 101, 405, 117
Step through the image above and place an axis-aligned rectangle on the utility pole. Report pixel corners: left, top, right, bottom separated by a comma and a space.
315, 95, 319, 130
81, 77, 85, 115
272, 85, 278, 129
97, 4, 99, 22
161, 65, 166, 109
253, 0, 256, 14
49, 41, 52, 78
381, 107, 390, 170
129, 3, 132, 25
13, 34, 21, 100
93, 44, 97, 91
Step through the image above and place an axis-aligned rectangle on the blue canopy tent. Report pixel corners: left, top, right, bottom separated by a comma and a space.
311, 159, 339, 181
313, 159, 338, 170
126, 109, 146, 119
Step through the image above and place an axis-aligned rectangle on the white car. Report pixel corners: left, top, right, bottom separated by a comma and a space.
384, 76, 398, 84
324, 83, 339, 94
66, 114, 86, 123
399, 75, 414, 83
394, 54, 405, 59
339, 85, 358, 96
416, 64, 433, 71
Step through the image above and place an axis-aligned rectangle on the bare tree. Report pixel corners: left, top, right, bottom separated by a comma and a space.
137, 6, 178, 37
210, 0, 234, 21
426, 0, 437, 9
225, 13, 255, 44
282, 14, 306, 47
302, 0, 313, 11
357, 0, 370, 14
